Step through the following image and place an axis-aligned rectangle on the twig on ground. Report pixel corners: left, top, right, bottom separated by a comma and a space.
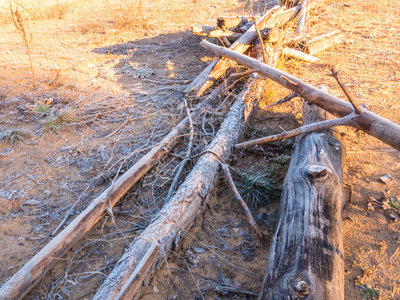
219, 163, 264, 242
329, 66, 364, 115
264, 91, 299, 111
235, 111, 357, 149
165, 99, 195, 202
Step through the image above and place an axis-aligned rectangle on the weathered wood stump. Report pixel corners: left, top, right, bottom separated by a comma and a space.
259, 99, 345, 299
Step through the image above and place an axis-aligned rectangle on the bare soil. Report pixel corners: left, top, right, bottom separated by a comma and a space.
1, 0, 400, 299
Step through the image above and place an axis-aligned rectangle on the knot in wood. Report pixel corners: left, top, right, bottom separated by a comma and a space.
304, 165, 328, 179
294, 280, 310, 297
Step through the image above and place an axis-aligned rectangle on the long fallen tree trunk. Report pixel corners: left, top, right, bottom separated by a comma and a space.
200, 40, 400, 151
93, 75, 268, 300
0, 80, 231, 300
259, 99, 345, 299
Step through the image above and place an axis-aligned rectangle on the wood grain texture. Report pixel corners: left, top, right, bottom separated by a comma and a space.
259, 99, 345, 299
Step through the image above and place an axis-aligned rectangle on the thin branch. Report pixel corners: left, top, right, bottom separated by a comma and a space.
264, 91, 299, 111
219, 163, 264, 242
253, 16, 268, 64
165, 99, 195, 202
329, 66, 364, 115
235, 112, 357, 149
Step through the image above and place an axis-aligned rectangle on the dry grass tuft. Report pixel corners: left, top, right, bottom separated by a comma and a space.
40, 109, 78, 133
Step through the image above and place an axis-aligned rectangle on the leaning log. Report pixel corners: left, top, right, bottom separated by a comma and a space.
200, 40, 400, 151
0, 79, 232, 300
259, 99, 345, 299
93, 75, 268, 299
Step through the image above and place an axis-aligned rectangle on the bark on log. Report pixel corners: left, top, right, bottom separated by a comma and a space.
200, 40, 400, 151
93, 75, 268, 300
0, 79, 231, 300
192, 24, 242, 41
259, 98, 345, 299
304, 31, 343, 55
281, 47, 319, 63
185, 5, 302, 96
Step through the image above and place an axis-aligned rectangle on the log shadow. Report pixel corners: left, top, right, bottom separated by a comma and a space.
91, 31, 215, 96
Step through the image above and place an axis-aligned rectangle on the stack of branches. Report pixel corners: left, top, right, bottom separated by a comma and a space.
3, 0, 399, 298
0, 3, 310, 300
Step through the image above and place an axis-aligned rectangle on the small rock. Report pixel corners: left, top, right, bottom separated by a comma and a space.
380, 174, 392, 185
18, 237, 26, 242
19, 242, 24, 246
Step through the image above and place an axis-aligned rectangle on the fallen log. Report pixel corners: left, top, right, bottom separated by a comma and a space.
259, 98, 345, 299
192, 24, 242, 41
217, 16, 249, 30
0, 79, 232, 300
200, 40, 400, 151
281, 47, 319, 63
304, 31, 343, 55
93, 75, 269, 300
185, 5, 302, 96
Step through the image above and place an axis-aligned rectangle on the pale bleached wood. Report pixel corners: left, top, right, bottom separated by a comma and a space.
0, 76, 233, 300
235, 112, 356, 149
185, 5, 304, 96
93, 75, 269, 300
259, 96, 345, 299
200, 40, 400, 151
192, 24, 242, 41
304, 31, 343, 55
282, 47, 319, 62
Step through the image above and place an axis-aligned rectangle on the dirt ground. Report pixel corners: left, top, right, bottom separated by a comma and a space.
1, 0, 400, 299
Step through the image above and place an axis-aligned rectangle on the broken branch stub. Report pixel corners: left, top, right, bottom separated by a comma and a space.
200, 40, 400, 151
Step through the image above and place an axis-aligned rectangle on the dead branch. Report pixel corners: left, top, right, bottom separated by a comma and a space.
166, 99, 195, 202
253, 16, 268, 64
235, 112, 357, 149
219, 162, 264, 241
329, 66, 363, 115
281, 47, 319, 63
264, 91, 299, 111
93, 74, 268, 300
304, 31, 343, 55
0, 76, 233, 300
200, 40, 400, 151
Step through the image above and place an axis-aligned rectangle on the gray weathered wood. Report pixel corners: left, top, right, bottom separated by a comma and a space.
0, 74, 232, 300
93, 75, 269, 299
259, 97, 345, 299
200, 40, 400, 151
304, 31, 343, 55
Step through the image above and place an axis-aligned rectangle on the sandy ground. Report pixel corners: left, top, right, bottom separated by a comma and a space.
1, 0, 400, 299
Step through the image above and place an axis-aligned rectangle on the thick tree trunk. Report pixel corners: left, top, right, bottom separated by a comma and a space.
0, 80, 230, 300
259, 99, 345, 299
93, 75, 269, 300
200, 40, 400, 151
